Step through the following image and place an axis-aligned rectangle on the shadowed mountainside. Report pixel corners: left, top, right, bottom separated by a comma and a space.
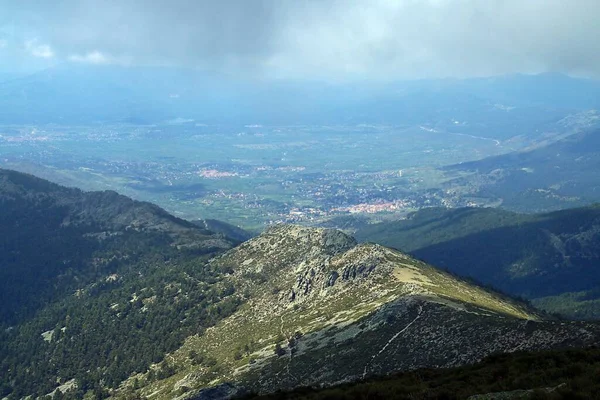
356, 205, 600, 318
246, 347, 600, 400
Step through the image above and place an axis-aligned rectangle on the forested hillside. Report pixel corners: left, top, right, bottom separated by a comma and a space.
0, 169, 240, 398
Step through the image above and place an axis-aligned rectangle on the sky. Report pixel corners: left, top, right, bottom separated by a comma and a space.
1, 0, 600, 80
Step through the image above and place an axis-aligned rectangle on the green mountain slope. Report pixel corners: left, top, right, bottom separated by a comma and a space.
355, 205, 600, 318
121, 226, 600, 399
0, 168, 234, 324
0, 169, 240, 398
3, 170, 600, 399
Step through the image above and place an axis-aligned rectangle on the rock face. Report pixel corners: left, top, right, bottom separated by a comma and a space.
129, 225, 600, 399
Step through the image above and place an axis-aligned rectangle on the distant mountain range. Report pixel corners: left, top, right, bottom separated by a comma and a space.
1, 66, 599, 130
2, 169, 600, 399
356, 205, 600, 319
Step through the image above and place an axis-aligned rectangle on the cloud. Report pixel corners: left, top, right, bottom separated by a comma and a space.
25, 39, 54, 58
3, 0, 600, 79
68, 51, 113, 65
265, 0, 600, 80
0, 39, 6, 48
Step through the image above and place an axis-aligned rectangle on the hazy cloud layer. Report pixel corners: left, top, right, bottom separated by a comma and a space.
1, 0, 599, 79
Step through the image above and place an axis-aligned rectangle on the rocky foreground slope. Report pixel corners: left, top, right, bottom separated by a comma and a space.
121, 225, 600, 399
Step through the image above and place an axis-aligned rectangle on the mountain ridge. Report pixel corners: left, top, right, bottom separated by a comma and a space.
2, 67, 598, 126
123, 225, 600, 399
0, 168, 227, 244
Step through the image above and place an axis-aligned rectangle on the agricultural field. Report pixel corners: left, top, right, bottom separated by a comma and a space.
0, 121, 569, 229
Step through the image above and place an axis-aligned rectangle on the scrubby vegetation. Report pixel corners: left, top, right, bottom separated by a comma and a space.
0, 239, 241, 398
